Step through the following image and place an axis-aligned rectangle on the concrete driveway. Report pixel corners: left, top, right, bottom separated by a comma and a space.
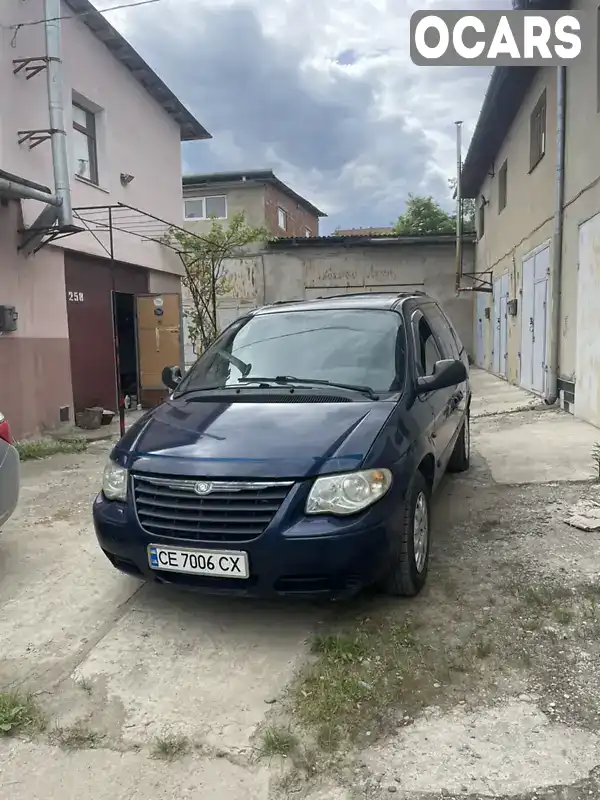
2, 368, 600, 799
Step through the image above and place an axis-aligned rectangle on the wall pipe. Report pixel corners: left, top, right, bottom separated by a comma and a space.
45, 0, 72, 227
0, 178, 60, 206
455, 121, 463, 293
545, 65, 566, 405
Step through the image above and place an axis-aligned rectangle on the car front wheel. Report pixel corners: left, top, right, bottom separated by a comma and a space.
380, 471, 431, 597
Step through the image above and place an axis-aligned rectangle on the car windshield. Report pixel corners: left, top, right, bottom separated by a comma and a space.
176, 308, 405, 395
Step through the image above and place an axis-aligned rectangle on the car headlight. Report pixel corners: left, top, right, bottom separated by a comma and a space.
306, 468, 392, 516
102, 460, 128, 501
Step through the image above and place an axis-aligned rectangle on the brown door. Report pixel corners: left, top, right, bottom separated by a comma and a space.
136, 294, 182, 407
64, 253, 148, 413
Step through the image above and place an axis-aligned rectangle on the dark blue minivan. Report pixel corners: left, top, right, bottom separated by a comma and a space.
93, 292, 470, 599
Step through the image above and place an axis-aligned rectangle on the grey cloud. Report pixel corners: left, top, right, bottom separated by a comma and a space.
110, 0, 508, 231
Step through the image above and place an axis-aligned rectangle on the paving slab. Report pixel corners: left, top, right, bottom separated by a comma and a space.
470, 368, 540, 418
0, 740, 270, 800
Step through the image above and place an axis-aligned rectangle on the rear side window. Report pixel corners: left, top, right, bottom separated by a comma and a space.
421, 303, 462, 360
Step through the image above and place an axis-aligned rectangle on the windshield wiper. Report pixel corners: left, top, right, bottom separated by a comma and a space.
237, 375, 379, 400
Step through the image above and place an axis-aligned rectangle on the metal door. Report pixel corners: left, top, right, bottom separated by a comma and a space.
136, 294, 182, 407
520, 254, 535, 390
499, 272, 509, 377
520, 245, 549, 394
474, 292, 486, 367
575, 212, 600, 426
492, 277, 502, 374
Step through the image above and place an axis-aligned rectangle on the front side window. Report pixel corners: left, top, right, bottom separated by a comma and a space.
177, 309, 406, 394
422, 303, 460, 360
414, 314, 441, 376
72, 102, 98, 184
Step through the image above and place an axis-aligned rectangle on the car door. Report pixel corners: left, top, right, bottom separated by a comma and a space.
421, 302, 468, 459
410, 308, 450, 467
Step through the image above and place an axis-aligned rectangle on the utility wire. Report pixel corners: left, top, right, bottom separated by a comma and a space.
7, 0, 162, 47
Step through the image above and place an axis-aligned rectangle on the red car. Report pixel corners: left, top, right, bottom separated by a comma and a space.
0, 411, 20, 529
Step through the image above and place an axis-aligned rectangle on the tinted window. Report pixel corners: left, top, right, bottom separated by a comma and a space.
414, 314, 441, 376
177, 309, 406, 393
422, 304, 460, 360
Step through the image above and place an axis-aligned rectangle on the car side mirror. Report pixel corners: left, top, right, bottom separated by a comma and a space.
416, 359, 467, 394
161, 365, 182, 391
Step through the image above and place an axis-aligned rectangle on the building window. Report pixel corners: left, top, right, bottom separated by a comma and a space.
529, 89, 546, 172
305, 227, 311, 237
184, 196, 227, 220
277, 206, 288, 231
72, 102, 98, 184
478, 199, 485, 238
498, 159, 507, 213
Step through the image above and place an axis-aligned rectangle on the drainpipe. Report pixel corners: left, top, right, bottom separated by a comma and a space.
545, 65, 566, 405
0, 178, 61, 206
44, 0, 72, 226
455, 121, 463, 293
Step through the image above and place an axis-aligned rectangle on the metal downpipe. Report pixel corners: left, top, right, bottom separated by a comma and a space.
44, 0, 72, 227
545, 65, 566, 405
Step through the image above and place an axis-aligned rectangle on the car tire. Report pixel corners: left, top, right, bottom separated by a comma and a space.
447, 411, 470, 473
380, 471, 431, 597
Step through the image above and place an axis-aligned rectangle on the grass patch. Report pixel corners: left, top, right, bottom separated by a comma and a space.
51, 723, 103, 750
291, 619, 427, 746
16, 438, 88, 462
151, 733, 190, 761
0, 691, 45, 736
257, 725, 299, 758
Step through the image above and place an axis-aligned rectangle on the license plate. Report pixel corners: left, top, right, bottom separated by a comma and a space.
148, 545, 249, 579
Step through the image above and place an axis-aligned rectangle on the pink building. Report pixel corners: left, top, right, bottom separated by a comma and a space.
0, 0, 210, 439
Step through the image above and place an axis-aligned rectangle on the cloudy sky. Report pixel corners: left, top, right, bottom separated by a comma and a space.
94, 0, 510, 233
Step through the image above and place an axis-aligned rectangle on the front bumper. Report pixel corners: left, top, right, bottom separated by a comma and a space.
92, 490, 404, 599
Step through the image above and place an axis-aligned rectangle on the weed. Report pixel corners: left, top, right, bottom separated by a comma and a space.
258, 725, 299, 758
0, 692, 45, 736
75, 677, 93, 696
16, 438, 88, 462
51, 723, 103, 750
151, 733, 190, 761
475, 639, 493, 659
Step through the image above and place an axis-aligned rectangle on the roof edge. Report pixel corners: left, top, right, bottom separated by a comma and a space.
183, 170, 326, 217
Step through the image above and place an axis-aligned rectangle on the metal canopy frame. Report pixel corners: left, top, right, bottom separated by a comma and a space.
17, 202, 207, 437
18, 201, 209, 257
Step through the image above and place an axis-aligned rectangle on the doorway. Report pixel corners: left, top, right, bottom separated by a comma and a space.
114, 292, 139, 406
575, 213, 600, 426
520, 244, 549, 394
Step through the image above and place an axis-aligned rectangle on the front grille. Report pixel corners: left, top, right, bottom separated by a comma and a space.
132, 474, 293, 542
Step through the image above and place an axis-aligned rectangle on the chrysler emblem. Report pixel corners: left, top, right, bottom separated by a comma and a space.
194, 481, 213, 495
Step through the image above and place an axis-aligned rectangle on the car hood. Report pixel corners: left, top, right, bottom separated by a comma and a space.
114, 397, 395, 479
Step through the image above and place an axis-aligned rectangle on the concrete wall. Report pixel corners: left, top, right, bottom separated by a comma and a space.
182, 241, 475, 369
0, 202, 73, 439
1, 0, 184, 275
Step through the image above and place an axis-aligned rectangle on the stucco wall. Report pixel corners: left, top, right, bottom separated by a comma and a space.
470, 1, 600, 401
472, 66, 556, 386
0, 202, 73, 439
1, 0, 184, 274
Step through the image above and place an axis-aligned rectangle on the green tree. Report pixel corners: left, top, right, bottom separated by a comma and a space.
392, 193, 455, 235
167, 212, 268, 355
392, 180, 476, 236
